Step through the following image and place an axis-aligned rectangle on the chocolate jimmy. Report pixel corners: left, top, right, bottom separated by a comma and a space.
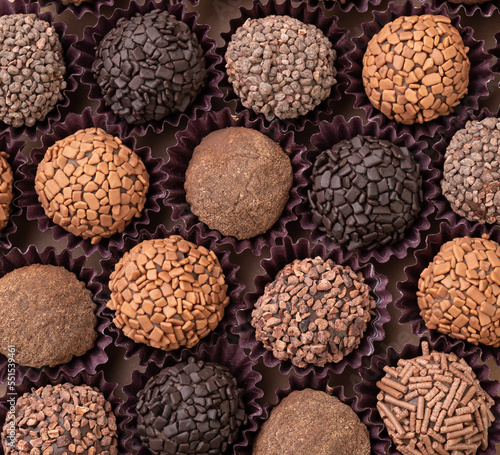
0, 152, 13, 233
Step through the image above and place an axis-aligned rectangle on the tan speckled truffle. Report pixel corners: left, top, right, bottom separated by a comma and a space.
107, 235, 230, 351
362, 15, 470, 124
35, 127, 149, 244
0, 152, 13, 233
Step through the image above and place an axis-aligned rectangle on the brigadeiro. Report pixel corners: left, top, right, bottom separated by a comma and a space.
225, 14, 337, 122
34, 127, 150, 245
184, 126, 293, 240
0, 152, 13, 234
92, 8, 207, 126
308, 134, 422, 252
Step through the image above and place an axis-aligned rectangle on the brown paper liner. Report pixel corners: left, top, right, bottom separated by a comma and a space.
422, 0, 499, 17
164, 107, 308, 255
35, 0, 113, 19
303, 0, 382, 13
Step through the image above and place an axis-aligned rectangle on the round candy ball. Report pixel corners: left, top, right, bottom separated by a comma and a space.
442, 117, 500, 224
136, 358, 247, 455
107, 235, 230, 351
225, 15, 337, 121
0, 14, 66, 128
35, 127, 149, 244
308, 135, 422, 251
0, 152, 13, 233
418, 234, 500, 347
362, 15, 470, 124
1, 383, 118, 455
184, 127, 293, 240
92, 9, 207, 125
251, 257, 375, 368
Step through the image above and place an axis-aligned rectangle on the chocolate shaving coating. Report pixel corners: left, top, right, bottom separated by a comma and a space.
0, 152, 13, 233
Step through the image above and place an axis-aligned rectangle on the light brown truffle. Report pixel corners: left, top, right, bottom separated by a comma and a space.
0, 152, 13, 233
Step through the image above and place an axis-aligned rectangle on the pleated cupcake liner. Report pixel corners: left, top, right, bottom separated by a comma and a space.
217, 0, 353, 133
95, 223, 245, 366
120, 336, 263, 455
302, 0, 382, 13
34, 0, 114, 19
0, 245, 111, 384
421, 0, 500, 17
17, 107, 167, 258
76, 0, 223, 138
346, 0, 494, 141
354, 336, 500, 454
232, 236, 391, 378
164, 107, 308, 256
0, 0, 81, 141
490, 34, 500, 105
396, 220, 500, 366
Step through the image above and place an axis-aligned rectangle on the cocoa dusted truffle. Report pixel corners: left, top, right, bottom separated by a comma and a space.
376, 342, 495, 454
253, 389, 371, 455
34, 127, 149, 244
136, 358, 247, 455
184, 127, 293, 240
417, 234, 500, 347
1, 383, 118, 455
92, 9, 207, 125
0, 14, 66, 128
251, 257, 375, 368
441, 117, 500, 224
308, 135, 422, 251
0, 264, 96, 368
225, 15, 337, 121
362, 15, 470, 124
107, 235, 230, 351
0, 152, 13, 233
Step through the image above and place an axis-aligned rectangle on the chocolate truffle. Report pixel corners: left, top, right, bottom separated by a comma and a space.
441, 117, 500, 224
136, 358, 247, 455
225, 15, 337, 121
0, 264, 96, 368
376, 342, 495, 454
362, 15, 470, 124
251, 257, 375, 368
308, 135, 422, 251
417, 234, 500, 347
92, 9, 207, 125
0, 152, 13, 233
34, 127, 149, 244
1, 383, 118, 455
107, 235, 229, 351
0, 14, 66, 128
253, 389, 371, 455
184, 127, 293, 240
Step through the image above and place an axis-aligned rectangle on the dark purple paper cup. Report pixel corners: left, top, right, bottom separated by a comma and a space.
164, 107, 308, 255
96, 223, 245, 366
218, 0, 353, 133
0, 245, 111, 384
297, 114, 437, 265
302, 0, 382, 13
18, 107, 166, 258
346, 0, 493, 141
492, 32, 500, 78
33, 0, 113, 19
232, 236, 391, 378
120, 336, 263, 455
354, 336, 500, 454
77, 0, 223, 138
421, 0, 499, 18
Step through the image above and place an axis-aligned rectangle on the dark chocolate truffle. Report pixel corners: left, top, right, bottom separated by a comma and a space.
1, 383, 118, 455
253, 389, 371, 455
0, 14, 66, 128
362, 15, 470, 124
92, 9, 207, 125
0, 264, 97, 368
107, 235, 229, 351
184, 127, 293, 240
376, 342, 495, 454
308, 135, 422, 251
251, 257, 375, 368
441, 117, 500, 224
417, 234, 500, 347
225, 15, 337, 121
34, 127, 150, 244
0, 152, 13, 233
136, 357, 247, 455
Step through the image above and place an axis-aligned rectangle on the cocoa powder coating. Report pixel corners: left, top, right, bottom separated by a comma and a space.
0, 264, 97, 368
362, 15, 470, 125
184, 127, 293, 240
253, 389, 371, 455
0, 152, 13, 233
251, 257, 375, 368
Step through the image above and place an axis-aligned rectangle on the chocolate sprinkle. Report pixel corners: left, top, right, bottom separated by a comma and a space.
136, 358, 247, 455
0, 152, 13, 233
